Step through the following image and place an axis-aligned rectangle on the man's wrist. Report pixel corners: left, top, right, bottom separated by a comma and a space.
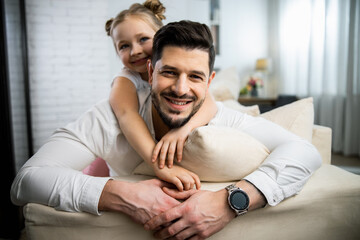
234, 180, 267, 210
98, 179, 129, 213
216, 188, 238, 219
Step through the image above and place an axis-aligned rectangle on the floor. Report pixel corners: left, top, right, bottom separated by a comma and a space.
331, 153, 360, 175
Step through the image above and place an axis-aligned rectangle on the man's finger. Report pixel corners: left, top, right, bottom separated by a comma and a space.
167, 227, 198, 240
188, 235, 204, 240
144, 205, 183, 231
154, 179, 177, 189
162, 187, 197, 199
153, 218, 187, 239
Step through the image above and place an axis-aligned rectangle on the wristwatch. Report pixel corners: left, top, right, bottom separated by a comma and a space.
225, 184, 249, 217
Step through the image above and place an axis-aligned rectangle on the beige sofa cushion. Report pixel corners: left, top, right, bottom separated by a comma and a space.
134, 98, 314, 181
24, 165, 360, 240
312, 125, 332, 164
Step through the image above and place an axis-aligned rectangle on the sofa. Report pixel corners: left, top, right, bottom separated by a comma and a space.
21, 97, 360, 240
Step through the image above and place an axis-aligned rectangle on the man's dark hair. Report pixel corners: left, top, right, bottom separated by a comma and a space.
152, 20, 215, 73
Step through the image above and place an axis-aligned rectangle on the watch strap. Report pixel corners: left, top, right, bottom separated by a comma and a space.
226, 184, 249, 217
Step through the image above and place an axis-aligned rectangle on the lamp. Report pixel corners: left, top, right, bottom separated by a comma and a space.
255, 58, 272, 73
254, 58, 272, 97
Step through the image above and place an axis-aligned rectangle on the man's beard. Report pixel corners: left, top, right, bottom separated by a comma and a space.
151, 90, 204, 129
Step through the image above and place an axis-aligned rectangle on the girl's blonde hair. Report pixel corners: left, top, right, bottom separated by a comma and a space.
105, 0, 166, 38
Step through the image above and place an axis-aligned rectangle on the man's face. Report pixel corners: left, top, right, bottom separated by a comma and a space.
148, 46, 215, 128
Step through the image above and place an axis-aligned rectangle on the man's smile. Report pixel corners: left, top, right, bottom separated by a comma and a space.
162, 93, 195, 112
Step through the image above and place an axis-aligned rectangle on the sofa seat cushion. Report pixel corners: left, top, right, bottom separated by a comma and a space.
24, 165, 360, 240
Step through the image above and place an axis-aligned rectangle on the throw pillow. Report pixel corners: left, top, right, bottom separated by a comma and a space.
222, 99, 260, 117
209, 66, 240, 101
133, 97, 314, 181
260, 97, 314, 142
133, 126, 269, 182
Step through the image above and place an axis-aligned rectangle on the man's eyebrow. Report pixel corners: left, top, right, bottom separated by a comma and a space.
190, 70, 206, 78
160, 65, 206, 78
159, 65, 178, 71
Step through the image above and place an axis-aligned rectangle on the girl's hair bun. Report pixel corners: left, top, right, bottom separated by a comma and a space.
105, 18, 114, 36
143, 0, 166, 21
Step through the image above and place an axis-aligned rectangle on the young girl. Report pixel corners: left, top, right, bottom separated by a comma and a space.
105, 0, 217, 191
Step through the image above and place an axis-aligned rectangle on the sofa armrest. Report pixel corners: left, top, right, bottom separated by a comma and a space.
23, 167, 360, 240
312, 125, 332, 164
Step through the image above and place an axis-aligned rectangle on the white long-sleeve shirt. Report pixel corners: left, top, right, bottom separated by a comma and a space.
11, 87, 322, 215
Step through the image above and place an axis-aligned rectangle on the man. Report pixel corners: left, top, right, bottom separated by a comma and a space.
11, 21, 321, 239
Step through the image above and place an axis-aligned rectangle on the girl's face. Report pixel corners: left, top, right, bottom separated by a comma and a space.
113, 16, 156, 80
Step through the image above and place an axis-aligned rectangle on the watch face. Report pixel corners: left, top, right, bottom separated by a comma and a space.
230, 190, 249, 210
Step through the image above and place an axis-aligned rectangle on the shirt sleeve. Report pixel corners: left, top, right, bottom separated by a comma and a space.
113, 68, 139, 89
211, 102, 322, 206
10, 100, 115, 215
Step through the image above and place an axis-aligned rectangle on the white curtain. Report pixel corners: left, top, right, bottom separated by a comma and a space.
270, 0, 360, 156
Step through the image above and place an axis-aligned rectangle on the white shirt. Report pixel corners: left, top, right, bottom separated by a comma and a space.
113, 67, 150, 90
11, 87, 321, 215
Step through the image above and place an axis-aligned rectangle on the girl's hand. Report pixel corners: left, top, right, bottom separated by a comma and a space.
153, 165, 201, 191
151, 127, 191, 169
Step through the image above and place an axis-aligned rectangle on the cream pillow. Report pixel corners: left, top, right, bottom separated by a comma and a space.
260, 97, 314, 142
133, 126, 269, 182
133, 97, 314, 181
209, 66, 240, 101
222, 99, 260, 117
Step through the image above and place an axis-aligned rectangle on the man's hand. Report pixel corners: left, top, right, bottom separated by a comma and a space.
98, 179, 180, 225
144, 187, 235, 240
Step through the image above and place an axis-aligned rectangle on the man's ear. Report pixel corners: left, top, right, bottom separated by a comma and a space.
147, 59, 154, 85
207, 71, 216, 88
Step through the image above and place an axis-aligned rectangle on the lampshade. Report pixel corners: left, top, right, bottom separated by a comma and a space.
255, 58, 272, 72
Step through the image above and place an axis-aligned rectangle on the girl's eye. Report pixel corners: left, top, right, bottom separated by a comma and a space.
140, 37, 150, 43
119, 44, 129, 50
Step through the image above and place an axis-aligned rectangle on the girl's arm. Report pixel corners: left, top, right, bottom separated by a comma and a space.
110, 77, 200, 191
152, 92, 217, 168
110, 77, 155, 164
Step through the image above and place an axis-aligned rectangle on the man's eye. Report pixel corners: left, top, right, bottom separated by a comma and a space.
190, 75, 203, 81
161, 71, 177, 76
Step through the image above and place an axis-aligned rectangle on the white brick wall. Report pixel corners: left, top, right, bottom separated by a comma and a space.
26, 0, 112, 151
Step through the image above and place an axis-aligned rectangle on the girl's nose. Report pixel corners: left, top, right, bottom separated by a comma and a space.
131, 43, 142, 56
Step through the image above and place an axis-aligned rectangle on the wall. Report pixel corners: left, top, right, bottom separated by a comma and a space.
26, 0, 111, 150
23, 0, 267, 154
217, 0, 268, 84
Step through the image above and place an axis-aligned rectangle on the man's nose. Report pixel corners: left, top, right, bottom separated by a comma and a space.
173, 74, 190, 96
